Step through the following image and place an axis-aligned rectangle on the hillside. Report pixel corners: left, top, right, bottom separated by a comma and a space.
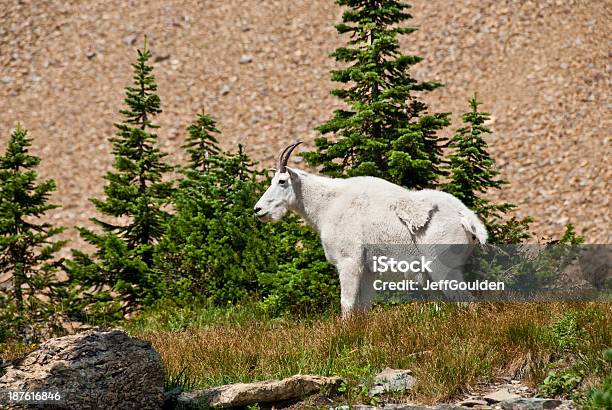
0, 0, 610, 244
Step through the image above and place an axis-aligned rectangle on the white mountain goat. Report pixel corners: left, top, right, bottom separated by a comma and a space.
254, 141, 488, 315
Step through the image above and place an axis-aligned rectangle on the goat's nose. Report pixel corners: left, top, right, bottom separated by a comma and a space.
254, 206, 262, 214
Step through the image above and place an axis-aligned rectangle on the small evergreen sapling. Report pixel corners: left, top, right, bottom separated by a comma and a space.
179, 113, 254, 195
66, 40, 173, 320
444, 95, 531, 243
183, 112, 222, 173
303, 0, 450, 189
0, 125, 66, 341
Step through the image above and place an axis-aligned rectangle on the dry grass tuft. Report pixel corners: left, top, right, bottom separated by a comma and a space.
132, 301, 611, 403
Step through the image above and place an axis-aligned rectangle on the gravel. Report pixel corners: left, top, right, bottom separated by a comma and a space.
0, 0, 609, 249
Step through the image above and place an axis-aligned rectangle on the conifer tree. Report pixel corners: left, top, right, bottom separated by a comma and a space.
0, 125, 66, 341
302, 0, 450, 189
222, 144, 257, 184
66, 40, 173, 319
444, 95, 531, 243
183, 112, 221, 173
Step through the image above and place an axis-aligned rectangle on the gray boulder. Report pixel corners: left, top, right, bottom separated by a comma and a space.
369, 368, 416, 396
0, 329, 164, 409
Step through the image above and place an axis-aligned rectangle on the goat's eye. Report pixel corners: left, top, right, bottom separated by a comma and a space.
278, 179, 287, 185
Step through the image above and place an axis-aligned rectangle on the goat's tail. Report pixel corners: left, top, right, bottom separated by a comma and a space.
460, 212, 488, 244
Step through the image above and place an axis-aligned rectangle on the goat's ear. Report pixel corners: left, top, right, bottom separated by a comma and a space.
286, 167, 298, 179
393, 199, 438, 235
286, 168, 302, 187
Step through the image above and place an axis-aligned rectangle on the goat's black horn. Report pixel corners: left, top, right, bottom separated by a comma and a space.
276, 144, 293, 172
278, 141, 303, 172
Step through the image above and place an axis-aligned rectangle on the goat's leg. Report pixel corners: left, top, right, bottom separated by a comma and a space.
426, 256, 475, 302
337, 258, 368, 318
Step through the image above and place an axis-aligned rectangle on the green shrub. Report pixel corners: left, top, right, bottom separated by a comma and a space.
537, 317, 610, 404
156, 113, 338, 314
158, 168, 269, 304
582, 350, 612, 409
583, 375, 612, 409
257, 221, 339, 315
538, 370, 583, 398
551, 311, 584, 351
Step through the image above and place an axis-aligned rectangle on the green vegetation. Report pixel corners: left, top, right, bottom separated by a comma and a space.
539, 370, 583, 399
157, 113, 265, 304
0, 125, 67, 342
580, 349, 612, 409
534, 311, 611, 405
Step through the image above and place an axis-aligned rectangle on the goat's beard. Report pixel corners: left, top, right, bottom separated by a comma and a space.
265, 207, 288, 222
257, 214, 273, 222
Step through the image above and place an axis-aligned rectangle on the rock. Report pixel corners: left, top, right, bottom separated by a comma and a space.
456, 397, 490, 407
1, 76, 15, 84
220, 84, 232, 95
0, 329, 164, 409
500, 398, 566, 409
153, 54, 170, 63
123, 34, 137, 46
369, 368, 416, 396
177, 374, 343, 409
239, 54, 253, 64
483, 388, 522, 403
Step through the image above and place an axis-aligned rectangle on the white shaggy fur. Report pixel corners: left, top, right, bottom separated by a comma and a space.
254, 167, 487, 315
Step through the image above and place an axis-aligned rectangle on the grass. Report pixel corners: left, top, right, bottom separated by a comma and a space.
1, 301, 608, 404
0, 341, 32, 361
123, 301, 610, 404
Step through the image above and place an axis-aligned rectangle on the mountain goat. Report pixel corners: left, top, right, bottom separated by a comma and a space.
254, 141, 488, 315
